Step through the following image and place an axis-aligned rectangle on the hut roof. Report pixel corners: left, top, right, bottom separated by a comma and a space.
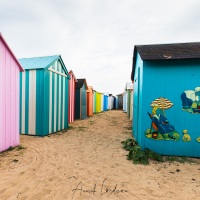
131, 42, 200, 80
76, 79, 88, 89
18, 55, 70, 78
0, 33, 24, 71
68, 70, 78, 82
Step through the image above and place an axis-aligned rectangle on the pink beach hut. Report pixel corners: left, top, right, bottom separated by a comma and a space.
68, 70, 77, 123
0, 33, 24, 152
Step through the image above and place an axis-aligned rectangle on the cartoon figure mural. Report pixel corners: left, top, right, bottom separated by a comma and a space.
182, 129, 191, 142
181, 87, 200, 113
145, 97, 180, 141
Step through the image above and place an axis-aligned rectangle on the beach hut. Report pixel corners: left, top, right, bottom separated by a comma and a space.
131, 42, 200, 157
0, 33, 24, 152
116, 96, 119, 109
75, 79, 88, 119
68, 70, 77, 123
96, 92, 102, 113
19, 55, 70, 136
116, 93, 123, 109
101, 93, 104, 112
103, 93, 109, 111
113, 96, 117, 109
108, 94, 114, 110
123, 91, 127, 112
93, 90, 97, 113
130, 86, 134, 121
125, 82, 133, 118
87, 86, 93, 117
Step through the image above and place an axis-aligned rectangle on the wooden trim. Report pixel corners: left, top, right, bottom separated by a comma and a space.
48, 68, 68, 77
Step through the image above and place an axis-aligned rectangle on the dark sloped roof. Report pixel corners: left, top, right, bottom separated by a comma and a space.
75, 79, 88, 89
135, 42, 200, 60
131, 42, 200, 81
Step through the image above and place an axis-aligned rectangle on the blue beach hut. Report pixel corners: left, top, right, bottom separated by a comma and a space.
103, 93, 109, 111
131, 42, 200, 157
19, 55, 70, 136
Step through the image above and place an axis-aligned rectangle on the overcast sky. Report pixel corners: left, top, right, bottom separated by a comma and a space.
1, 0, 200, 95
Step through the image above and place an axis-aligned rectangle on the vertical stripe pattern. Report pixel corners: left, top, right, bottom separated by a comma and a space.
28, 70, 36, 135
49, 71, 52, 133
20, 59, 69, 136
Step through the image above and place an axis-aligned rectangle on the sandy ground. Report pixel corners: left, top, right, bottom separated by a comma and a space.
0, 110, 200, 200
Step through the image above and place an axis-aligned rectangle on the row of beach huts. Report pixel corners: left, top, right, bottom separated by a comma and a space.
0, 33, 123, 152
3, 31, 199, 158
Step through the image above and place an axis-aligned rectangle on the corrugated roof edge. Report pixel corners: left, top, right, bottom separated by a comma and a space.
19, 55, 59, 70
0, 33, 24, 72
19, 55, 70, 79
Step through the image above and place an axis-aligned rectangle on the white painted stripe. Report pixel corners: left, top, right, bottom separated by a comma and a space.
54, 73, 57, 132
21, 72, 26, 134
28, 70, 36, 135
62, 77, 65, 129
58, 75, 61, 131
49, 71, 52, 133
55, 61, 57, 71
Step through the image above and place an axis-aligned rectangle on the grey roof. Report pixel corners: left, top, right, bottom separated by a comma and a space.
134, 42, 200, 60
131, 42, 200, 80
75, 79, 88, 89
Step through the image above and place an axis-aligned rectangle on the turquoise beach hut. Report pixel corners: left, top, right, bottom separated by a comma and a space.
19, 55, 70, 136
75, 79, 88, 119
131, 42, 200, 157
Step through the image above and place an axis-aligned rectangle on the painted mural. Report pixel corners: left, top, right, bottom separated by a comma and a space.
180, 87, 200, 114
145, 97, 180, 141
180, 87, 200, 143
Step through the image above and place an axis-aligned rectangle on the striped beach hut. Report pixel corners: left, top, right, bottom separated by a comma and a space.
75, 79, 88, 119
68, 70, 77, 123
87, 86, 93, 117
19, 55, 70, 136
0, 33, 24, 152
